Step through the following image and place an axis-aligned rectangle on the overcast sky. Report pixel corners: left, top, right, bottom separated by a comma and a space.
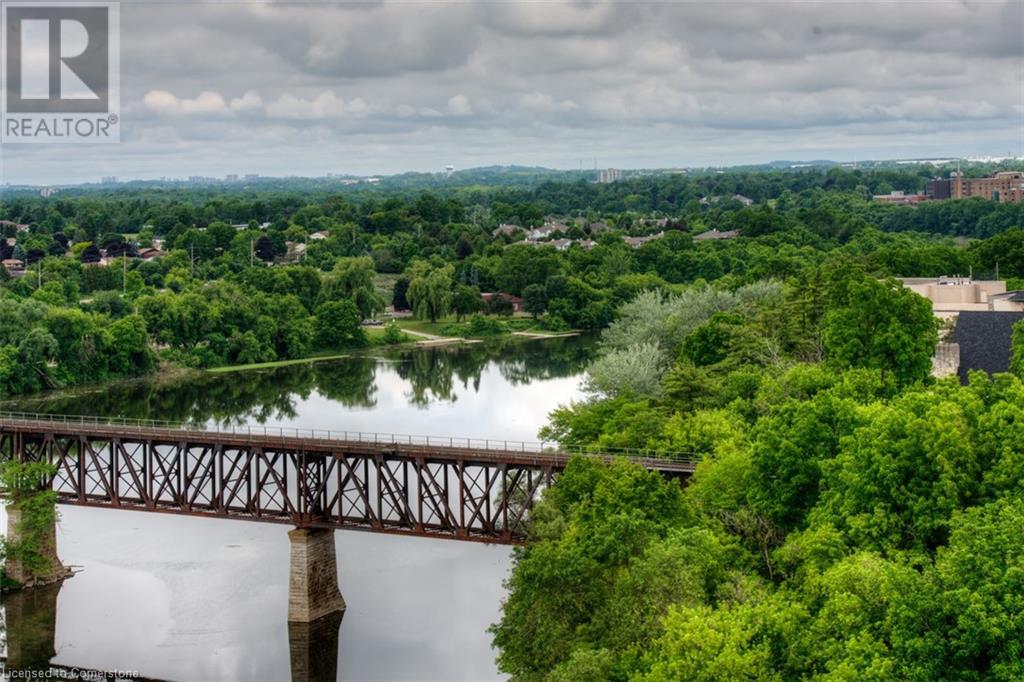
2, 0, 1023, 185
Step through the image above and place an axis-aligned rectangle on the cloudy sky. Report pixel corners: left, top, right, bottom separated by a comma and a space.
2, 0, 1023, 185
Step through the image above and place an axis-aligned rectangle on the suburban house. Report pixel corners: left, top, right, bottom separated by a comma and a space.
2, 258, 25, 276
526, 220, 568, 241
138, 247, 166, 260
0, 220, 29, 232
492, 223, 522, 238
623, 232, 665, 248
693, 228, 740, 242
480, 292, 523, 312
700, 194, 754, 207
284, 241, 307, 262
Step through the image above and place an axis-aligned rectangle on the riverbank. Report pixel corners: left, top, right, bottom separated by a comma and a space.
206, 352, 356, 373
0, 326, 586, 405
394, 315, 575, 344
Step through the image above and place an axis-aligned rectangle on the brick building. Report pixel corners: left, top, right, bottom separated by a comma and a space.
951, 171, 1024, 203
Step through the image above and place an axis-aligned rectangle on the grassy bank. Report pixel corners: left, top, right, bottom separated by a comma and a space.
205, 326, 407, 373
395, 314, 558, 339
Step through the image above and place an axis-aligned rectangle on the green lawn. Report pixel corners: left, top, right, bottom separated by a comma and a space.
207, 352, 354, 373
394, 317, 458, 335
395, 314, 552, 338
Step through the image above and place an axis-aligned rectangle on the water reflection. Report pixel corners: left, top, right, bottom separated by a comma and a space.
2, 580, 61, 672
6, 337, 594, 439
289, 612, 344, 682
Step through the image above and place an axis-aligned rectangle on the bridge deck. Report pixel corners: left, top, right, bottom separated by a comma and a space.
0, 414, 697, 543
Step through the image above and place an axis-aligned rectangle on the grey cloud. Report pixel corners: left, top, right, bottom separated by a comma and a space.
1, 0, 1021, 185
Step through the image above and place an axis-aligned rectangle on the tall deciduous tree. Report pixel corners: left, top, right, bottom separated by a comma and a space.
452, 284, 482, 322
822, 276, 939, 386
407, 262, 454, 323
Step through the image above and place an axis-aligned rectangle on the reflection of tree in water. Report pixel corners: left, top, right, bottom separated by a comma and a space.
4, 360, 376, 426
493, 336, 596, 386
1, 579, 61, 671
6, 365, 311, 425
397, 347, 462, 407
4, 337, 594, 423
395, 336, 595, 407
312, 357, 377, 408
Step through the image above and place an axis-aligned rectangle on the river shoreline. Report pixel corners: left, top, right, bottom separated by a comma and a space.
0, 333, 588, 410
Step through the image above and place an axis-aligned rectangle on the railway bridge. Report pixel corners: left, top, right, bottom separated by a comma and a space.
0, 412, 696, 624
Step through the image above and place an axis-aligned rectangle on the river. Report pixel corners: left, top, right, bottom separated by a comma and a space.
0, 336, 595, 681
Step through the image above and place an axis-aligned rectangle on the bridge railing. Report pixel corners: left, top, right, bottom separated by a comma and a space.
0, 411, 701, 466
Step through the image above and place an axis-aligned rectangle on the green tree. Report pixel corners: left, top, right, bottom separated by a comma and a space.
491, 457, 689, 678
1010, 319, 1024, 378
822, 276, 939, 386
321, 256, 384, 318
314, 300, 366, 348
452, 284, 482, 321
407, 262, 454, 323
934, 498, 1024, 680
522, 283, 548, 320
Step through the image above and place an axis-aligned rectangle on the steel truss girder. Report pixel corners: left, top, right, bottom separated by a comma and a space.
0, 429, 570, 544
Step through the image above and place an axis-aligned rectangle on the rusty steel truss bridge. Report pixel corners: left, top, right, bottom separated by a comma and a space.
0, 412, 696, 544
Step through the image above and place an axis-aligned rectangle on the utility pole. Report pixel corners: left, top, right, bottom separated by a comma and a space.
123, 255, 127, 294
250, 238, 255, 268
190, 242, 195, 277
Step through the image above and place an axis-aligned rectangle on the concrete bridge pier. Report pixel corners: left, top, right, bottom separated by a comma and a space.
4, 505, 70, 587
287, 527, 345, 623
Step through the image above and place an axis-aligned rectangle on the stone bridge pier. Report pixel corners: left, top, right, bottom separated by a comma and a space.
4, 504, 69, 587
287, 527, 345, 622
287, 527, 345, 682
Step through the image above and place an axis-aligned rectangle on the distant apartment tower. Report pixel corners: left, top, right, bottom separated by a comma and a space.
951, 171, 1024, 203
598, 168, 622, 183
101, 176, 118, 184
226, 174, 239, 182
244, 174, 260, 181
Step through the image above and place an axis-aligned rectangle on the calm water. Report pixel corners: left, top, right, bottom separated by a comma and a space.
0, 337, 594, 681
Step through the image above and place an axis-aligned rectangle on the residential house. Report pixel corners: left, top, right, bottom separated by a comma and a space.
492, 223, 523, 238
526, 220, 568, 241
480, 292, 523, 313
623, 232, 665, 248
0, 220, 29, 232
693, 228, 740, 242
2, 259, 25, 277
284, 241, 307, 263
700, 194, 754, 207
